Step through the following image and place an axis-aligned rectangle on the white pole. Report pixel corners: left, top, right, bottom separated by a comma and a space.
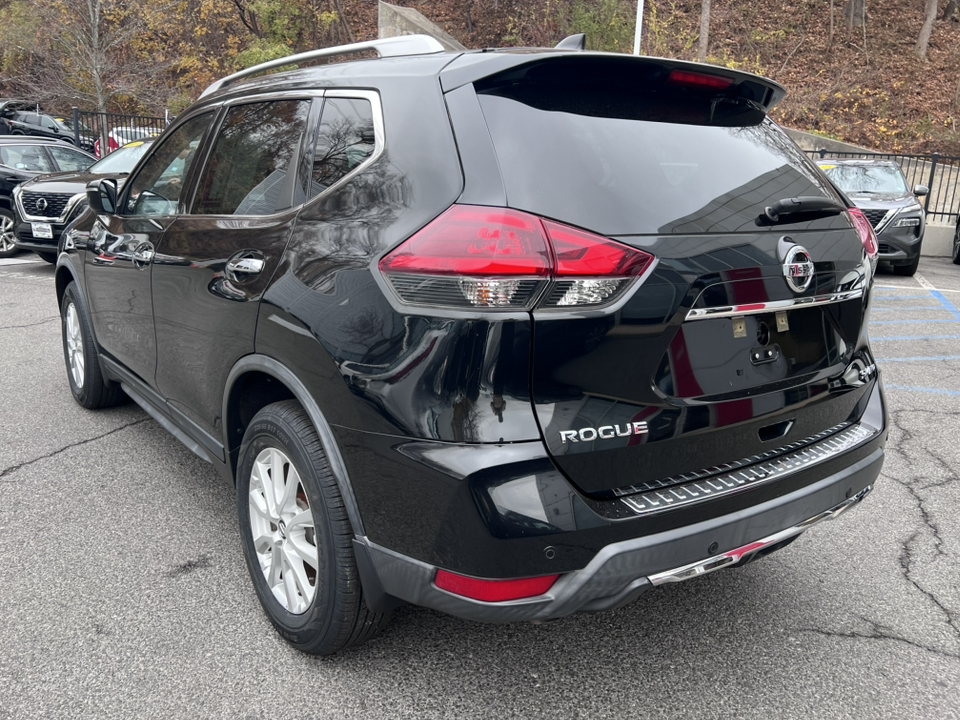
633, 0, 645, 55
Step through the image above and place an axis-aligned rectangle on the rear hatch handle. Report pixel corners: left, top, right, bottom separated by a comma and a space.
758, 196, 847, 225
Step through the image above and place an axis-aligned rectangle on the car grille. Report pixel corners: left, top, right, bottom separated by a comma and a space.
861, 209, 887, 229
21, 192, 73, 218
877, 243, 892, 254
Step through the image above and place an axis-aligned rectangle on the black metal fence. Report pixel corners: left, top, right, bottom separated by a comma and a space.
805, 149, 960, 222
71, 108, 169, 157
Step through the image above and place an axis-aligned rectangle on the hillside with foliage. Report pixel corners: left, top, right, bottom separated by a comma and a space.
1, 0, 958, 155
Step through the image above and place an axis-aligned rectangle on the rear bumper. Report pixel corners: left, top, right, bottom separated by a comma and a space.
354, 380, 887, 622
358, 447, 881, 622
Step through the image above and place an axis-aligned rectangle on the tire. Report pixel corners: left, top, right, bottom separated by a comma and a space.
0, 207, 18, 258
894, 253, 920, 276
952, 223, 960, 265
37, 251, 57, 264
60, 282, 125, 409
236, 400, 391, 655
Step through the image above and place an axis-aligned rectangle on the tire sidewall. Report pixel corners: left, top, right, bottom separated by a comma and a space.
60, 285, 95, 405
236, 413, 338, 645
0, 207, 17, 258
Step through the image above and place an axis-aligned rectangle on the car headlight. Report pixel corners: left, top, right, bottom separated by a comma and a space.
895, 217, 921, 227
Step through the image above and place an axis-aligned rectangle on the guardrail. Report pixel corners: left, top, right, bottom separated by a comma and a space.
806, 149, 960, 222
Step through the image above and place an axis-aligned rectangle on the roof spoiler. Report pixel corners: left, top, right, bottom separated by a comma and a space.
200, 34, 446, 99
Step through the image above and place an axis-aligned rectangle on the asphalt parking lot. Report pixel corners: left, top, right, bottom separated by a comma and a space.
1, 254, 959, 719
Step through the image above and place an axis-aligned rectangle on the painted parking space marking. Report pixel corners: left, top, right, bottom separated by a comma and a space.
871, 334, 960, 342
875, 355, 960, 363
0, 257, 43, 266
884, 384, 960, 397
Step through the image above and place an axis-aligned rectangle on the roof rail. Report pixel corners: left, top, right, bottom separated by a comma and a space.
200, 35, 447, 98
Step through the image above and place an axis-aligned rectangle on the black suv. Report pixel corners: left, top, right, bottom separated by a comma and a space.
0, 137, 95, 258
57, 36, 887, 655
3, 110, 96, 153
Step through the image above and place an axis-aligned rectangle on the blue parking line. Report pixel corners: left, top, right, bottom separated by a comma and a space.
876, 355, 960, 362
871, 319, 960, 325
871, 335, 960, 342
872, 294, 932, 299
884, 384, 960, 397
871, 306, 942, 312
930, 290, 960, 322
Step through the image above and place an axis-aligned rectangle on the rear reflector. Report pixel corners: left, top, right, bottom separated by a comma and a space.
668, 69, 735, 90
379, 205, 655, 310
847, 208, 879, 258
434, 569, 560, 602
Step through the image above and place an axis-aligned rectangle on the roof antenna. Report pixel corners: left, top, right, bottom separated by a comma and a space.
555, 34, 586, 50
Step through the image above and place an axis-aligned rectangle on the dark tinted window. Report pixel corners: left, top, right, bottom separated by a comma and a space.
477, 72, 837, 235
310, 97, 375, 197
125, 113, 212, 216
193, 100, 310, 215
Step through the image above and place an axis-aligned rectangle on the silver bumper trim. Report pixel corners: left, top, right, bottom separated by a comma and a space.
649, 484, 873, 585
685, 289, 864, 321
620, 422, 878, 516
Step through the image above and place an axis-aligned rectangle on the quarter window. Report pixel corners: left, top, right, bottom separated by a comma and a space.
193, 100, 310, 216
124, 113, 212, 216
310, 97, 375, 197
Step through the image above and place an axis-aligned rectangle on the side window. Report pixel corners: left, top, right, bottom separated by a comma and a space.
193, 100, 310, 216
124, 113, 212, 216
48, 146, 92, 172
310, 97, 375, 197
0, 145, 55, 172
41, 115, 58, 130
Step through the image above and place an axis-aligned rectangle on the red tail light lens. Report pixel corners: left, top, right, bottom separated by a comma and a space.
379, 205, 655, 310
435, 569, 560, 602
848, 208, 878, 258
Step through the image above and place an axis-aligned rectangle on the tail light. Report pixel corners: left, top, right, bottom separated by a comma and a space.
848, 208, 878, 259
379, 205, 655, 310
434, 569, 560, 602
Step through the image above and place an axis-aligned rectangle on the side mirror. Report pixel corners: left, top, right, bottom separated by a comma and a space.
87, 178, 118, 214
914, 185, 929, 197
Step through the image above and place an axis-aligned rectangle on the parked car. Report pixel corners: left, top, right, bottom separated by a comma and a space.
13, 138, 154, 262
817, 159, 928, 276
0, 137, 95, 259
3, 110, 96, 154
59, 36, 887, 655
94, 126, 157, 158
0, 99, 37, 134
953, 214, 960, 265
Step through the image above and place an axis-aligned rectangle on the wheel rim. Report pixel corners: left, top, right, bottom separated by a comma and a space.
248, 447, 319, 614
0, 214, 15, 252
65, 302, 85, 389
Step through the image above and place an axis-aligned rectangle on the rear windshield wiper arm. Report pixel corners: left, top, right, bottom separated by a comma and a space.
758, 196, 848, 225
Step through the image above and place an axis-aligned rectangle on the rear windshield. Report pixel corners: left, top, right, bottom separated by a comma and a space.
477, 70, 838, 236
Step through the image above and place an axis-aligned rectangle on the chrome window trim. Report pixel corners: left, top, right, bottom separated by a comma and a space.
872, 208, 895, 234
16, 191, 86, 224
685, 289, 865, 321
302, 89, 385, 206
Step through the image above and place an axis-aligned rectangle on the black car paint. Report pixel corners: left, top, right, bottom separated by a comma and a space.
56, 50, 886, 618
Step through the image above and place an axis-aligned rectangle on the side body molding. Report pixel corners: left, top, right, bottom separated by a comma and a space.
223, 354, 366, 537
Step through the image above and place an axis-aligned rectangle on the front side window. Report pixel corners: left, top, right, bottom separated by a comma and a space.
310, 97, 375, 197
124, 113, 212, 216
193, 100, 310, 216
0, 145, 55, 172
48, 146, 92, 172
41, 115, 58, 131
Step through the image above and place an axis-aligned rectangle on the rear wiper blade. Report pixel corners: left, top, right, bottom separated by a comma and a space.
758, 196, 847, 225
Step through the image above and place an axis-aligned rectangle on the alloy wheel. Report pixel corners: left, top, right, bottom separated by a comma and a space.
0, 214, 15, 253
65, 302, 85, 389
248, 447, 319, 614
